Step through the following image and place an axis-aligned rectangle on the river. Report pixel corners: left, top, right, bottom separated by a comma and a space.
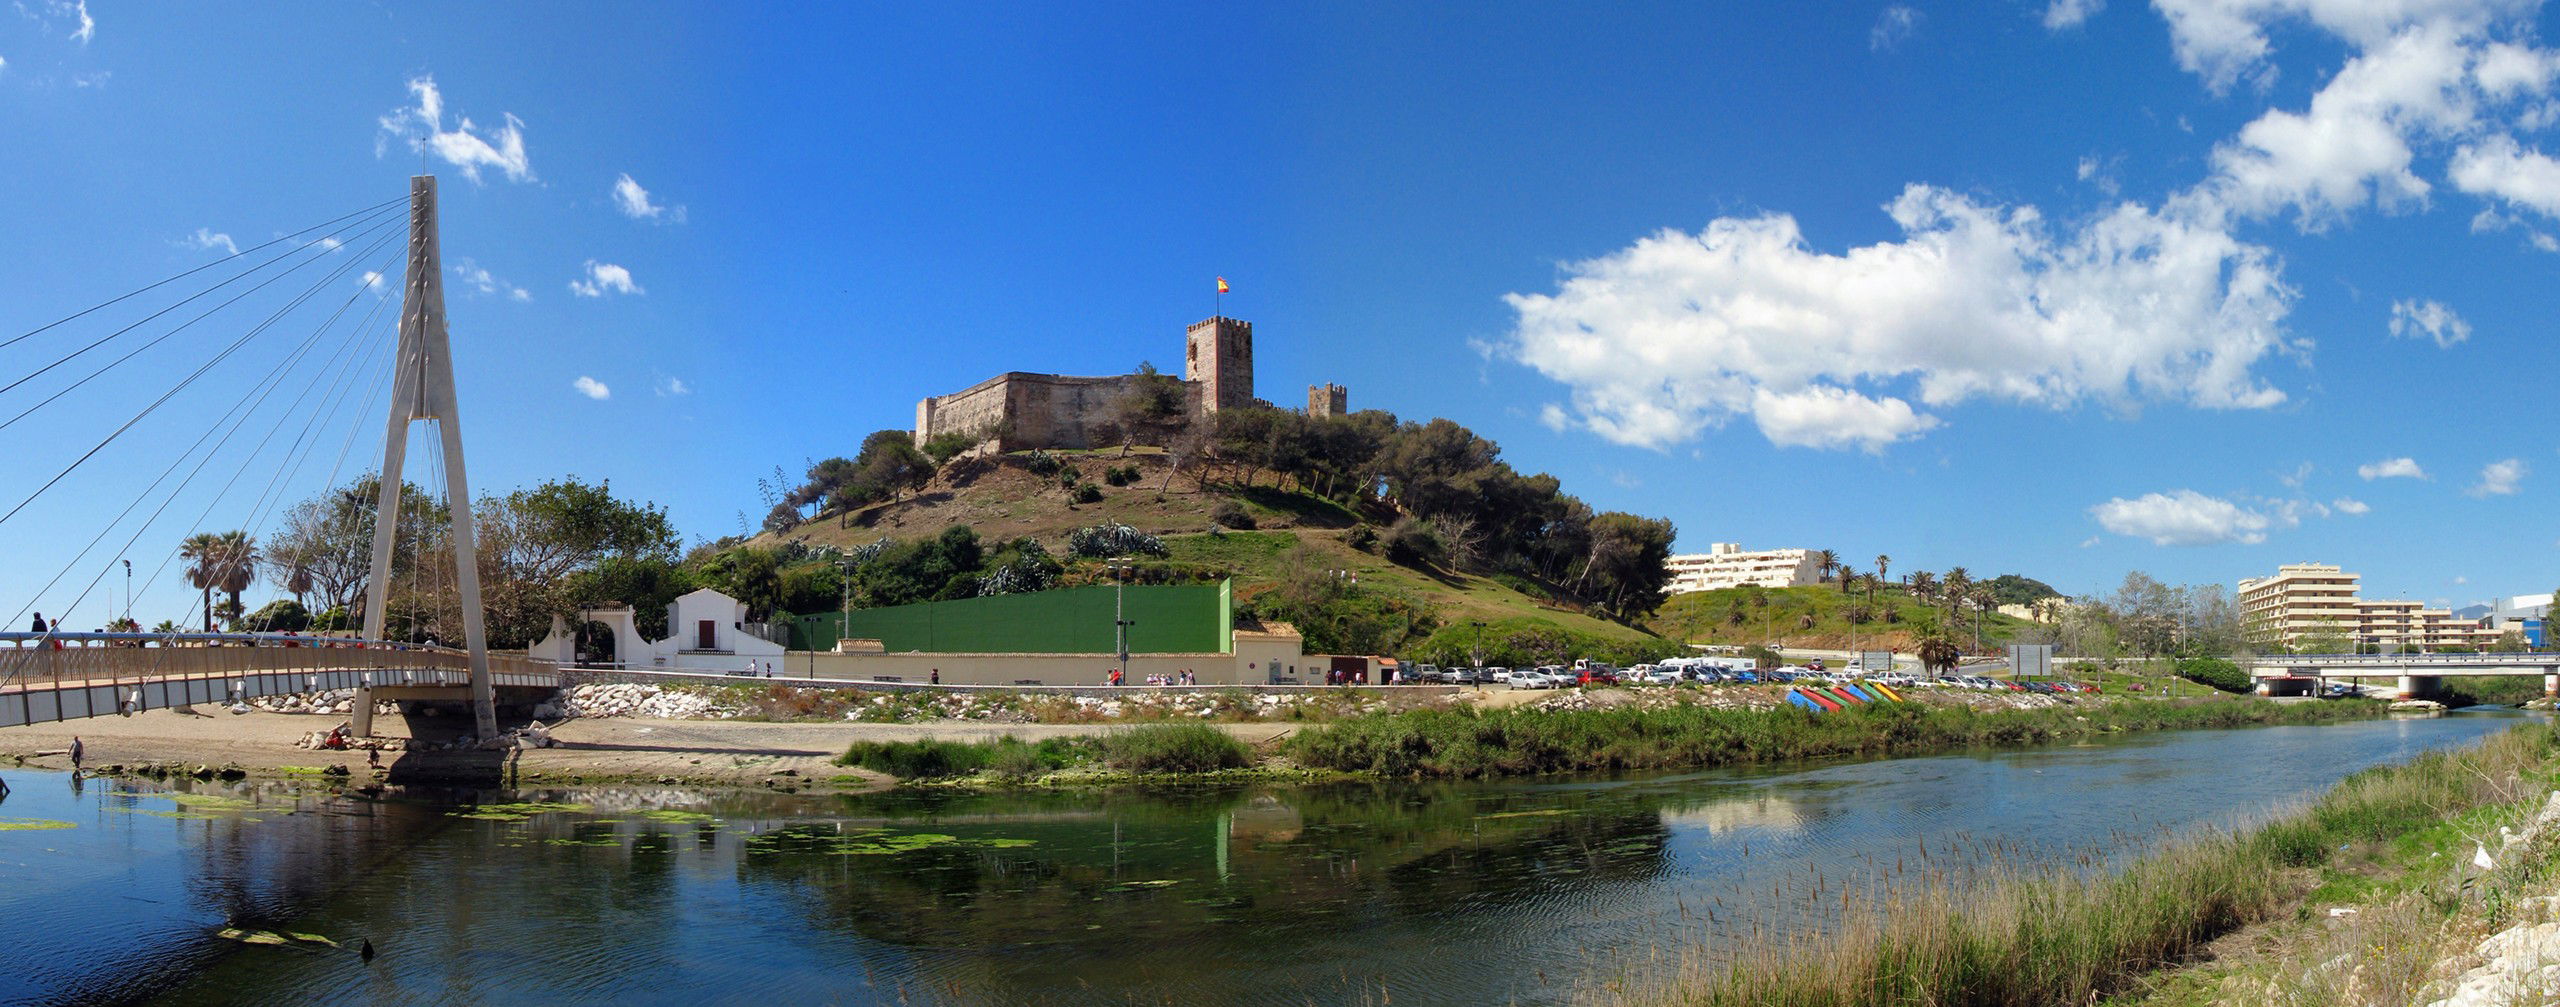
0, 709, 2534, 1006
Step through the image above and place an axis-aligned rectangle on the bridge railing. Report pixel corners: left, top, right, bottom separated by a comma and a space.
0, 633, 558, 692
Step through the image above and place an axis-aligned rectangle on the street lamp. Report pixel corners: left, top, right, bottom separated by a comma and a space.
1470, 620, 1487, 673
122, 559, 132, 629
1109, 561, 1137, 682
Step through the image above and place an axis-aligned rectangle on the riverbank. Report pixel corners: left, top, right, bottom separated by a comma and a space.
1596, 719, 2560, 1007
0, 709, 1292, 792
825, 693, 2388, 787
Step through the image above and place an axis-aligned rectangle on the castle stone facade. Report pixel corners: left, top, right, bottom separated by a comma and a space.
1307, 383, 1347, 418
915, 314, 1348, 454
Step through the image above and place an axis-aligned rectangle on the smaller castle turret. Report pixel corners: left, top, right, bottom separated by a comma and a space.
1308, 383, 1347, 418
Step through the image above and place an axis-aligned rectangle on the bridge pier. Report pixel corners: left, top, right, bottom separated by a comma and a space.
2546, 673, 2557, 698
2395, 675, 2428, 700
352, 686, 374, 738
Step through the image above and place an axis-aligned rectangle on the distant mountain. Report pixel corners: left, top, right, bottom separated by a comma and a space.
2453, 603, 2493, 620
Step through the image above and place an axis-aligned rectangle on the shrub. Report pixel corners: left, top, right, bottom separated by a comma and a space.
1346, 523, 1378, 553
1103, 723, 1251, 774
1023, 450, 1063, 477
1382, 514, 1443, 566
1210, 499, 1255, 529
2174, 656, 2250, 693
836, 739, 991, 779
1073, 483, 1104, 504
1102, 464, 1142, 487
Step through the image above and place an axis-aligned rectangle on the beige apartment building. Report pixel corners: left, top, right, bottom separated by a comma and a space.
1665, 543, 1823, 594
2237, 563, 2502, 651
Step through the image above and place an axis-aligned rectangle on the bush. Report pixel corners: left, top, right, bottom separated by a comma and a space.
836, 739, 991, 779
1102, 464, 1142, 487
1346, 523, 1378, 552
1073, 483, 1104, 504
1103, 723, 1251, 774
2174, 656, 2250, 693
1210, 499, 1255, 529
1382, 514, 1443, 566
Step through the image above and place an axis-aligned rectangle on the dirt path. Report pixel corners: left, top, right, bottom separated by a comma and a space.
0, 710, 1304, 789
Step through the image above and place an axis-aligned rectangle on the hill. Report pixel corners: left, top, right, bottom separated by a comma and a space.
1649, 583, 2038, 653
756, 447, 1673, 663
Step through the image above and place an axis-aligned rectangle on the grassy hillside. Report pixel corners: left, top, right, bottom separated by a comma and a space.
760, 449, 1666, 654
1649, 583, 2037, 653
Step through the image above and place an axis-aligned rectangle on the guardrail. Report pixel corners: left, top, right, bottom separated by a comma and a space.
0, 635, 562, 728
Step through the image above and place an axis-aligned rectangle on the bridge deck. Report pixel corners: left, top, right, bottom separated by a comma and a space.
0, 636, 561, 729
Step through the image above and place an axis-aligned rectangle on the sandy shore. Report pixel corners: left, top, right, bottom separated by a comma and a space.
0, 709, 1303, 790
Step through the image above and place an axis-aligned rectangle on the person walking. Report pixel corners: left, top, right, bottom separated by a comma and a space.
930, 669, 940, 686
69, 736, 83, 771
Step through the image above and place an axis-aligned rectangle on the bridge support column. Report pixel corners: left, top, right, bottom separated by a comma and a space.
2395, 675, 2422, 699
352, 686, 374, 738
2545, 673, 2557, 698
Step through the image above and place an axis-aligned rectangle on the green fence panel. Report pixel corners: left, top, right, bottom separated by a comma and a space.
790, 582, 1230, 654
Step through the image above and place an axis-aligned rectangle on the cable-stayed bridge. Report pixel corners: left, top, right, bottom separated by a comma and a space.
0, 176, 546, 737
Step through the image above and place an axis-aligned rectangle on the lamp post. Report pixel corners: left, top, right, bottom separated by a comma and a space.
122, 560, 132, 628
1470, 620, 1487, 673
1111, 561, 1137, 681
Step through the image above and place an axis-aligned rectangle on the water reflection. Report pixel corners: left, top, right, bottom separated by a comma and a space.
0, 711, 2533, 1007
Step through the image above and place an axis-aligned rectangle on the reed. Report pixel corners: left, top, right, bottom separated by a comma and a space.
1603, 722, 2557, 1007
1283, 696, 2385, 779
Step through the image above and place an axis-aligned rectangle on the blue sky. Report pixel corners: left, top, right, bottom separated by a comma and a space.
3, 1, 2558, 629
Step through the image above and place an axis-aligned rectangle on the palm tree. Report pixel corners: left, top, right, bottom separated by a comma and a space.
180, 532, 224, 632
1909, 570, 1938, 623
285, 564, 314, 608
1917, 634, 1961, 679
1875, 554, 1890, 586
1970, 585, 1996, 651
1812, 549, 1840, 586
1943, 567, 1972, 625
1836, 566, 1859, 595
1750, 591, 1771, 642
213, 531, 258, 630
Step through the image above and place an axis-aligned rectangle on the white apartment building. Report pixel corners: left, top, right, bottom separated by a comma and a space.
2237, 563, 2503, 651
1665, 543, 1823, 594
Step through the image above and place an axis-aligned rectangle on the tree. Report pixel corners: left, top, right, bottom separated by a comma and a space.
1917, 635, 1961, 678
1110, 361, 1189, 453
246, 599, 310, 632
1874, 554, 1890, 586
1813, 549, 1841, 586
180, 532, 223, 632
214, 530, 258, 629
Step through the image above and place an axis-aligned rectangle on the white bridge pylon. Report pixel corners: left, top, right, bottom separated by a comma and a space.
357, 175, 496, 739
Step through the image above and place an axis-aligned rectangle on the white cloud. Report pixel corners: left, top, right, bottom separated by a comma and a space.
2333, 496, 2371, 514
2080, 535, 2102, 548
612, 173, 685, 223
1503, 185, 2293, 451
2151, 0, 2533, 94
572, 376, 610, 401
178, 228, 237, 256
2449, 134, 2560, 219
568, 261, 642, 298
2199, 23, 2479, 228
1871, 5, 1920, 51
2358, 456, 2428, 480
1750, 385, 1942, 452
375, 77, 533, 184
2278, 461, 2313, 488
2387, 297, 2472, 347
450, 259, 529, 302
2044, 0, 2105, 30
2470, 457, 2526, 496
656, 377, 691, 397
359, 270, 387, 291
2091, 489, 2272, 546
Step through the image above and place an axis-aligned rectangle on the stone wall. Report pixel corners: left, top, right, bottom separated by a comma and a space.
916, 371, 1169, 452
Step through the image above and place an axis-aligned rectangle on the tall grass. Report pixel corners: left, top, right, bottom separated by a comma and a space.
838, 724, 1248, 780
1285, 697, 2385, 779
1606, 722, 2557, 1007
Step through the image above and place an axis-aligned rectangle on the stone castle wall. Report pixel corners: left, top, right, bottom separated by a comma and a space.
916, 371, 1182, 452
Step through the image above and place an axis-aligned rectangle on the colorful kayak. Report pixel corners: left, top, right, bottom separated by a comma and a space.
1868, 683, 1905, 702
1786, 690, 1826, 712
1794, 688, 1842, 712
1825, 686, 1866, 706
1841, 684, 1876, 704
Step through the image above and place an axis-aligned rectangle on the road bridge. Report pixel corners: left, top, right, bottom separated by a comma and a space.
2248, 652, 2560, 699
0, 633, 562, 731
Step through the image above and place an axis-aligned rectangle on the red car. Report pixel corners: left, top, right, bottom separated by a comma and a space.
1577, 669, 1620, 686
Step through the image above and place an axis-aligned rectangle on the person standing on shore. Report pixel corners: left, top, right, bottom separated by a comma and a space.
930, 669, 940, 686
69, 736, 83, 771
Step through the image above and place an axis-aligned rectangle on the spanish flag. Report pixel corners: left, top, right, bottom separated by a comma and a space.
1216, 277, 1230, 294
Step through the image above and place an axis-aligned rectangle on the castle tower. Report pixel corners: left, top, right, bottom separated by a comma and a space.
1185, 316, 1254, 412
1308, 383, 1346, 418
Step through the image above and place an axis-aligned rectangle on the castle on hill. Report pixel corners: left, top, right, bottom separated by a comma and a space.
913, 315, 1349, 453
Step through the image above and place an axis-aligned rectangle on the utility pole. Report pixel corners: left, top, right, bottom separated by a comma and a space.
1470, 620, 1486, 671
122, 560, 131, 628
